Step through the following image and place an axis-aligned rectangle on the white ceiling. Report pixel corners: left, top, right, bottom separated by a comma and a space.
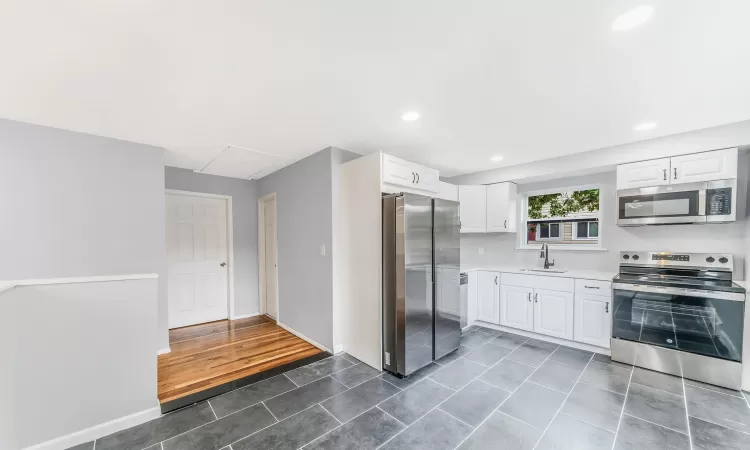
1, 1, 749, 178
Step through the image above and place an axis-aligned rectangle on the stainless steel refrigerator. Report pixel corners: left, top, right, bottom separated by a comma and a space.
382, 193, 461, 377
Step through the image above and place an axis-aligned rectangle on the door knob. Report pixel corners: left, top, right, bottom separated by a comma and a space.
220, 262, 226, 267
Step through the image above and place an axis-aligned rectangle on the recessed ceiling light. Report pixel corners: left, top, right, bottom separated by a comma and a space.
612, 5, 654, 31
401, 111, 420, 121
633, 122, 657, 131
490, 155, 504, 162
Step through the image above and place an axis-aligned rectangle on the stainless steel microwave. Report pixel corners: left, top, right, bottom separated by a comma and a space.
617, 180, 736, 226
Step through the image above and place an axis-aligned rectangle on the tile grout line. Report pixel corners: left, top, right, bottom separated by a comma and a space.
525, 379, 569, 396
530, 353, 595, 450
425, 376, 457, 392
475, 377, 511, 392
559, 411, 614, 434
284, 373, 299, 387
448, 343, 561, 450
436, 407, 477, 429
207, 400, 219, 420
684, 380, 747, 399
681, 377, 694, 450
318, 402, 344, 425
376, 405, 409, 428
685, 413, 750, 436
262, 401, 281, 423
629, 380, 685, 398
610, 362, 635, 450
622, 412, 688, 436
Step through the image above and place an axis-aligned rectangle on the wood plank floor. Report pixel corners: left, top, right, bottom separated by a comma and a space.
158, 315, 322, 403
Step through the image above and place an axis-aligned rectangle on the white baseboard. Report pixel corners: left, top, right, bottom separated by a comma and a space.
157, 347, 171, 355
277, 321, 332, 353
471, 320, 610, 355
26, 405, 161, 450
333, 344, 344, 354
230, 312, 260, 320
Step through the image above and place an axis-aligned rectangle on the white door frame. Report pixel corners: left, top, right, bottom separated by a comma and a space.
165, 189, 237, 320
258, 192, 279, 321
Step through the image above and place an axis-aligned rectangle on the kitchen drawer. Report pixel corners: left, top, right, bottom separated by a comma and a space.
501, 273, 574, 293
574, 279, 611, 294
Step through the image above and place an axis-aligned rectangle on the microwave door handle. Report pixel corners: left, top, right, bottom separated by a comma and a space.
698, 189, 706, 216
663, 169, 666, 180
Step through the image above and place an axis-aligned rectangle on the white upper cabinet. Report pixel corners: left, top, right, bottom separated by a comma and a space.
616, 158, 671, 189
670, 148, 738, 184
459, 185, 487, 233
476, 271, 500, 324
616, 148, 738, 190
574, 293, 611, 348
381, 154, 439, 193
459, 182, 517, 233
486, 183, 517, 232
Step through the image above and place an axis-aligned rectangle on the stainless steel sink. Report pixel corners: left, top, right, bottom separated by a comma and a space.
519, 268, 567, 274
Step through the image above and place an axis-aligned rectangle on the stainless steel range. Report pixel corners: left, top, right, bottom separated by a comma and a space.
611, 251, 745, 389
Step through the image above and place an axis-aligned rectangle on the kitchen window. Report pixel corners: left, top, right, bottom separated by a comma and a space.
522, 186, 601, 249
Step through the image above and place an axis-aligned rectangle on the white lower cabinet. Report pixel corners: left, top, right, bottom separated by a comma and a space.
466, 271, 611, 349
476, 271, 500, 324
574, 293, 611, 348
500, 285, 534, 331
533, 289, 574, 340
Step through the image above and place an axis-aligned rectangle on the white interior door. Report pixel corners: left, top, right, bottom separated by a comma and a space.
167, 194, 229, 329
264, 197, 279, 319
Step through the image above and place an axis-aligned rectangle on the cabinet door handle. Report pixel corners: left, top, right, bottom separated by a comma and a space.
605, 302, 609, 313
416, 173, 420, 183
584, 286, 600, 289
527, 292, 531, 302
412, 172, 416, 183
534, 293, 538, 302
494, 276, 498, 285
663, 169, 666, 180
673, 167, 677, 179
504, 220, 507, 228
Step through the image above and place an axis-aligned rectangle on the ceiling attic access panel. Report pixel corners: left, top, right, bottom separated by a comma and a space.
197, 145, 288, 179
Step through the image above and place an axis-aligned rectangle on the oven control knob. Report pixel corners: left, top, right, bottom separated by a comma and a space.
632, 254, 640, 261
623, 254, 630, 260
719, 257, 729, 264
706, 256, 715, 263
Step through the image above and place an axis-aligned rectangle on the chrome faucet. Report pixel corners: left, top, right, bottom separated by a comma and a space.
540, 243, 555, 269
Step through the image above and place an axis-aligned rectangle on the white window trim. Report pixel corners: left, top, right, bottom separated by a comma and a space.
572, 221, 599, 241
518, 184, 604, 251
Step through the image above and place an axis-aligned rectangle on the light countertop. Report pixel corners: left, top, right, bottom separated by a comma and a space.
461, 267, 616, 282
0, 283, 15, 294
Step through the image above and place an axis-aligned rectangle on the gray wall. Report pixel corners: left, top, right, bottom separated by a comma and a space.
165, 167, 260, 317
257, 147, 359, 350
0, 119, 168, 347
1, 279, 159, 449
461, 164, 749, 278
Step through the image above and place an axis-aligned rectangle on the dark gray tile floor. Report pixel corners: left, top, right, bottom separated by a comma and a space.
69, 329, 750, 450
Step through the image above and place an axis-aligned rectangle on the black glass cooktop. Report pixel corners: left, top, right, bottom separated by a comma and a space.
613, 273, 745, 294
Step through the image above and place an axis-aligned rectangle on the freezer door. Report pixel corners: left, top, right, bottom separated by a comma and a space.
402, 193, 435, 375
433, 198, 461, 360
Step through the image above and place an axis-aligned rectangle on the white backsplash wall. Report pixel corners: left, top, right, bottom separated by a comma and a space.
461, 168, 749, 279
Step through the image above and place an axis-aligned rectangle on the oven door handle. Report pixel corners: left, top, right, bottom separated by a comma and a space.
612, 282, 745, 302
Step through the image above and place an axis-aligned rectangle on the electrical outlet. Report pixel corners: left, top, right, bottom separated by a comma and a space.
320, 244, 326, 256
478, 247, 485, 255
